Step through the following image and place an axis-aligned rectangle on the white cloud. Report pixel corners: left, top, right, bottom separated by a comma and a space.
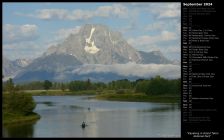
94, 4, 129, 18
161, 31, 177, 41
3, 42, 45, 60
96, 6, 113, 17
128, 3, 180, 19
56, 26, 80, 40
44, 26, 81, 49
70, 9, 93, 20
3, 26, 80, 60
176, 22, 181, 33
36, 9, 68, 20
111, 4, 129, 18
127, 29, 180, 60
145, 19, 180, 32
127, 30, 177, 46
145, 23, 164, 31
3, 24, 38, 43
72, 63, 180, 79
161, 45, 180, 60
165, 46, 180, 54
19, 4, 129, 20
149, 3, 180, 19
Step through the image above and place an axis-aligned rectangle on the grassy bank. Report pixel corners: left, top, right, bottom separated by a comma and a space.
95, 93, 180, 103
22, 89, 99, 96
3, 112, 40, 126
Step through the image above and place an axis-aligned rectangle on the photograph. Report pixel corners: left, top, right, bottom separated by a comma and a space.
2, 2, 181, 138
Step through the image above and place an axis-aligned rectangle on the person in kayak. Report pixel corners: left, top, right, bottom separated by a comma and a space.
82, 121, 86, 128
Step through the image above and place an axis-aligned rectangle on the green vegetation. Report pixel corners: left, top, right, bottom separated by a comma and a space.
146, 76, 180, 95
69, 80, 91, 91
61, 83, 66, 91
43, 80, 52, 90
3, 76, 181, 104
3, 79, 40, 125
3, 93, 35, 115
22, 89, 99, 96
3, 93, 40, 125
3, 112, 40, 125
4, 78, 15, 93
135, 79, 150, 93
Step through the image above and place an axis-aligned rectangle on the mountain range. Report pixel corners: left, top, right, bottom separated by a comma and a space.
3, 24, 179, 83
3, 57, 31, 79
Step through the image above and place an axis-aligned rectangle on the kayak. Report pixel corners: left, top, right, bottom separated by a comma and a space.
81, 124, 88, 128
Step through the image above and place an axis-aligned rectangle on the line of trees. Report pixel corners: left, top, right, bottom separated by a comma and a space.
3, 76, 180, 95
3, 79, 54, 91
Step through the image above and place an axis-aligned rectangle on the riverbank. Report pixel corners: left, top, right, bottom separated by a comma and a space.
3, 112, 40, 126
3, 93, 41, 125
22, 89, 99, 96
95, 93, 180, 103
13, 89, 180, 103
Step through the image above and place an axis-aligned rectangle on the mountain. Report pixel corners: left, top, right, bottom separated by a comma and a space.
44, 24, 173, 65
3, 57, 32, 80
13, 58, 32, 67
43, 24, 142, 64
14, 54, 82, 82
14, 70, 142, 83
3, 57, 19, 78
172, 60, 180, 65
14, 63, 180, 83
139, 51, 172, 64
11, 24, 178, 83
22, 54, 81, 72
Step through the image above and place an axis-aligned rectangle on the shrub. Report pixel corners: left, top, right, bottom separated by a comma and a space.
116, 89, 126, 94
3, 93, 36, 115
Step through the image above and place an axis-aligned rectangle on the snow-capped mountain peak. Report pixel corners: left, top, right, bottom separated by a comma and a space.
14, 58, 32, 67
84, 26, 100, 54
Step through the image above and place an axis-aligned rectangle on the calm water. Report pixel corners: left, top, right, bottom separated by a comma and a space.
3, 96, 181, 138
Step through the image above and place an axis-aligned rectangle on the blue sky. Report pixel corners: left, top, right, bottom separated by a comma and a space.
3, 2, 180, 61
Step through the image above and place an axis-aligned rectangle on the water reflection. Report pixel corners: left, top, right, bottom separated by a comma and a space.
3, 121, 36, 138
36, 101, 56, 106
3, 96, 180, 138
62, 105, 85, 110
138, 103, 180, 112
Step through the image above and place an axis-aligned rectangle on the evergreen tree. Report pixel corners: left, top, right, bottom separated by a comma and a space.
61, 83, 65, 91
5, 78, 15, 93
43, 80, 52, 90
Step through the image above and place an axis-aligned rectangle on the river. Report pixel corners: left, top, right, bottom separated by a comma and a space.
3, 96, 180, 138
